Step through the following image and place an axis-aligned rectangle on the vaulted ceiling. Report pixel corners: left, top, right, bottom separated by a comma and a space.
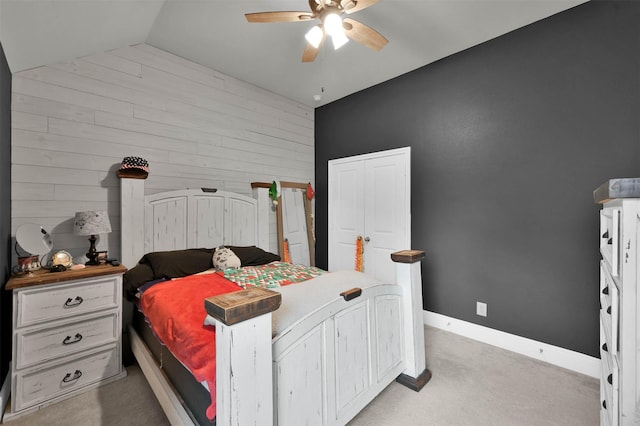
0, 0, 587, 107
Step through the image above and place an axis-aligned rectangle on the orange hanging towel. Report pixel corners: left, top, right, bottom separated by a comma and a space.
306, 182, 315, 200
355, 236, 364, 272
283, 238, 292, 263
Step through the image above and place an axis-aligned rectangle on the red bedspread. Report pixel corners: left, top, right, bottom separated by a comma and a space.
140, 272, 242, 421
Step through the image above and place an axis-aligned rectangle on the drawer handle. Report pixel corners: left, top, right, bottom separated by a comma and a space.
607, 238, 613, 245
602, 343, 608, 352
62, 333, 83, 345
64, 296, 84, 308
602, 286, 609, 295
602, 400, 607, 410
62, 369, 83, 383
602, 231, 609, 239
607, 374, 613, 385
607, 306, 612, 315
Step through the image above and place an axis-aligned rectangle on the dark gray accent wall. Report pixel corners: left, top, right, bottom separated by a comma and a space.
315, 0, 640, 357
0, 43, 11, 380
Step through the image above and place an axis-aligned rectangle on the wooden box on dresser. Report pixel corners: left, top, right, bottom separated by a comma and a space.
3, 264, 127, 421
594, 178, 640, 426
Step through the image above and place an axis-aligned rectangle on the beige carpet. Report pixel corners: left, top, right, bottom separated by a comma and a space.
348, 327, 599, 426
2, 326, 599, 425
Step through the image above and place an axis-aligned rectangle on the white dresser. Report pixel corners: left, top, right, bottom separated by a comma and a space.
595, 179, 640, 426
4, 264, 127, 420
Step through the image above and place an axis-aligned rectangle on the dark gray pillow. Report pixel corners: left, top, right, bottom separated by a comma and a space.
225, 246, 280, 266
141, 248, 214, 278
123, 248, 214, 301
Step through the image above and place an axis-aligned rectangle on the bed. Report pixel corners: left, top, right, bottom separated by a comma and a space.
120, 177, 430, 426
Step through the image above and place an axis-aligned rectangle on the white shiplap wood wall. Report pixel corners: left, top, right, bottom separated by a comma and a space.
11, 43, 314, 264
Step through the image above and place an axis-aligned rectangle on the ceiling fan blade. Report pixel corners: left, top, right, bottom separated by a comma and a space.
343, 0, 379, 14
302, 35, 326, 62
343, 18, 388, 51
245, 11, 315, 23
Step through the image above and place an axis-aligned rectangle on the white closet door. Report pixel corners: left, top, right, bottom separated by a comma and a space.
329, 147, 410, 282
328, 160, 365, 272
364, 152, 410, 283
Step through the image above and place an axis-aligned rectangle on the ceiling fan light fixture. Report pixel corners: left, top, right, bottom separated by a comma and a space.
305, 25, 323, 48
324, 12, 348, 50
331, 30, 349, 50
245, 0, 385, 62
323, 12, 342, 36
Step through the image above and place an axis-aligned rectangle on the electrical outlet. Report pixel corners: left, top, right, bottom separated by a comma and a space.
476, 301, 487, 317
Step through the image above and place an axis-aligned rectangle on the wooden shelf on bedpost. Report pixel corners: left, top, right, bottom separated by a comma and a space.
391, 250, 426, 264
205, 288, 281, 426
205, 287, 281, 326
391, 249, 432, 392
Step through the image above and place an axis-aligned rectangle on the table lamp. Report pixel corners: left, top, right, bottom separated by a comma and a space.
74, 210, 112, 265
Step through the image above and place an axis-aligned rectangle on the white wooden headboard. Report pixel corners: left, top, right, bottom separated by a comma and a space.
120, 178, 261, 269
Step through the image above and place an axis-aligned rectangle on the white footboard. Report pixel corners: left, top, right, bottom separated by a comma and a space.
206, 250, 428, 426
273, 284, 406, 425
273, 250, 428, 426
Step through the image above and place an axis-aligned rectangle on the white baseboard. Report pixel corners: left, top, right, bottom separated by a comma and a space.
423, 311, 600, 379
1, 363, 11, 421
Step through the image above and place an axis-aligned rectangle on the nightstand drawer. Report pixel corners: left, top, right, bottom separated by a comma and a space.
15, 312, 119, 369
13, 347, 121, 412
15, 276, 119, 328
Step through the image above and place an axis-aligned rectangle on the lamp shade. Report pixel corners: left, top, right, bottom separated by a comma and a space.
74, 211, 112, 236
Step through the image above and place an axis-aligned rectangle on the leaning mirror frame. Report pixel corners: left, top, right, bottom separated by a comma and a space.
276, 181, 315, 267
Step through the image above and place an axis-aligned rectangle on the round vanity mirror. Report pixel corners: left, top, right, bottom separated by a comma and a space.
16, 223, 53, 260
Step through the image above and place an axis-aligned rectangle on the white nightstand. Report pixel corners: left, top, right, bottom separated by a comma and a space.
3, 264, 127, 420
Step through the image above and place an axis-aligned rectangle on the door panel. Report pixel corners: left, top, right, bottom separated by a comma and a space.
275, 325, 324, 426
148, 197, 188, 252
364, 153, 409, 282
374, 295, 404, 381
329, 161, 365, 272
226, 197, 257, 246
329, 148, 410, 282
334, 302, 370, 417
193, 196, 224, 248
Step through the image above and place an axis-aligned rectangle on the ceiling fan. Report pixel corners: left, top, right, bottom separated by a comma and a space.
245, 0, 388, 62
